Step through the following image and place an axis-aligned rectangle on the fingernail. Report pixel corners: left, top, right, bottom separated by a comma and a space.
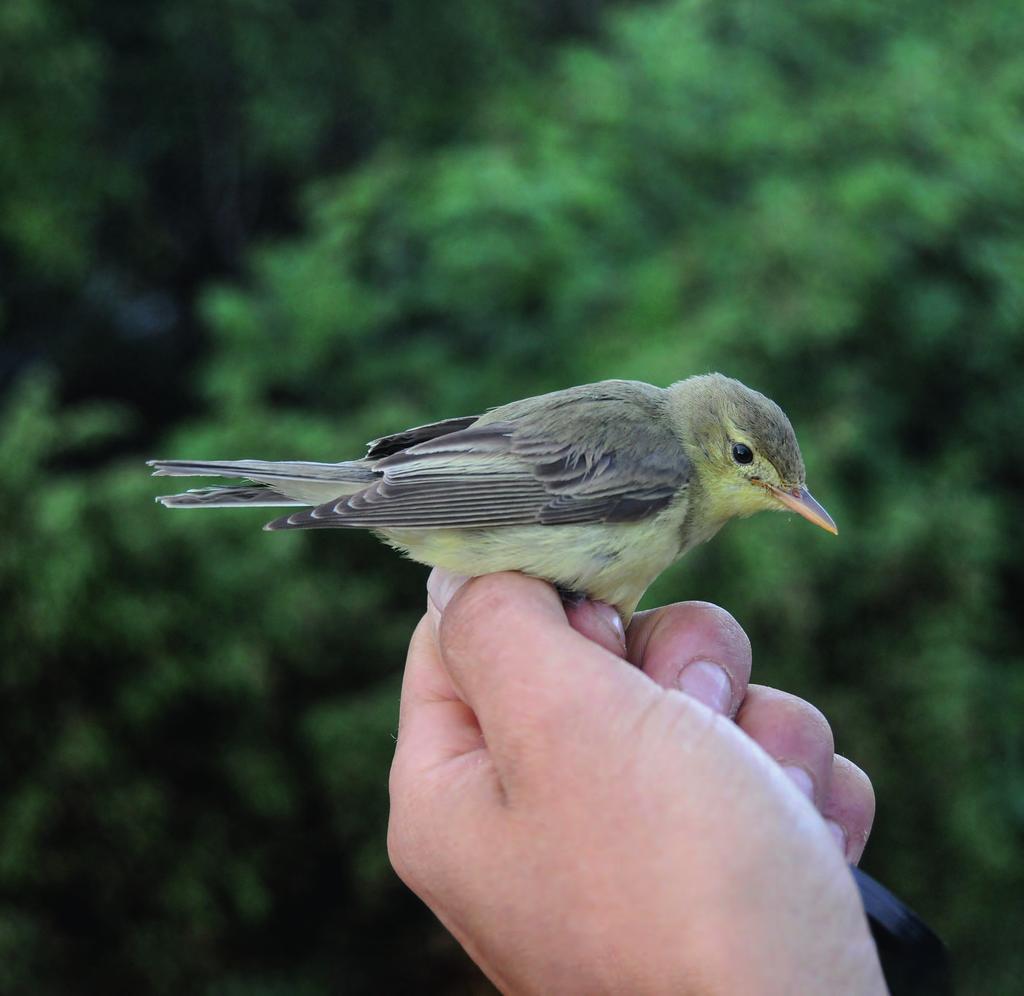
826, 819, 848, 858
677, 661, 732, 714
426, 569, 470, 613
593, 602, 626, 650
782, 765, 816, 803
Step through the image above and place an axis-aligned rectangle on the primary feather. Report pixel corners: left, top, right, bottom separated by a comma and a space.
157, 486, 306, 509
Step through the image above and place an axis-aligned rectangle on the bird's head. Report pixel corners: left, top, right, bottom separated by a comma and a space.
670, 373, 837, 534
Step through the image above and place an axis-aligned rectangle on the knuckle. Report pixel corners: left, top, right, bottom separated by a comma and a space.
385, 815, 412, 881
761, 686, 834, 751
861, 775, 877, 819
386, 768, 410, 859
387, 751, 408, 809
687, 601, 752, 660
385, 785, 419, 883
650, 601, 752, 671
763, 690, 834, 756
386, 766, 429, 885
835, 754, 876, 812
794, 699, 834, 752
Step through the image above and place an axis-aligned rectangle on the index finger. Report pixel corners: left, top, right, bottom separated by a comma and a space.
626, 602, 752, 717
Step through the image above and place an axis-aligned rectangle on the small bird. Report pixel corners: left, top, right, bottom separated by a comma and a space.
149, 373, 836, 619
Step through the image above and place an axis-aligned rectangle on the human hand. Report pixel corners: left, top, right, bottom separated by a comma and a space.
388, 571, 885, 995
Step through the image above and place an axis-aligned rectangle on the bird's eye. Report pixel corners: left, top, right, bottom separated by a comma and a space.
732, 443, 754, 465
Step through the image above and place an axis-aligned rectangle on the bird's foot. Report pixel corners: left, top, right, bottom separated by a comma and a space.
556, 584, 587, 607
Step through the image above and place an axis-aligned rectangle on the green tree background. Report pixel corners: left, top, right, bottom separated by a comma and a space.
2, 1, 1022, 992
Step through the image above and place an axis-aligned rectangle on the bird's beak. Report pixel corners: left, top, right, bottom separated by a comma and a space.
767, 484, 838, 535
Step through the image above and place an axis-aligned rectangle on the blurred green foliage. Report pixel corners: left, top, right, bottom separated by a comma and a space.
2, 0, 1023, 992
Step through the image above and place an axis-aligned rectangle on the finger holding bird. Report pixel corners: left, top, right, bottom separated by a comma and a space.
149, 373, 836, 621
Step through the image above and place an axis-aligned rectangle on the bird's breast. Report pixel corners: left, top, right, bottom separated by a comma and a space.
380, 509, 686, 619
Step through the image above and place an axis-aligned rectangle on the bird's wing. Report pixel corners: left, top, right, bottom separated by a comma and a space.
268, 383, 691, 530
365, 415, 480, 458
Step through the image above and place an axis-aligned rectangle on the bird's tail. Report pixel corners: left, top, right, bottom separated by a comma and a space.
148, 458, 375, 507
155, 485, 307, 509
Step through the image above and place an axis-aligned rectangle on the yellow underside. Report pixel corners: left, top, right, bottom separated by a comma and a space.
379, 498, 715, 620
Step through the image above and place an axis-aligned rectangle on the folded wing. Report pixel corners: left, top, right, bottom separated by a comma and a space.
267, 381, 690, 530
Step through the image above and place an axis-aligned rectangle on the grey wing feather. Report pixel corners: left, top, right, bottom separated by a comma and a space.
365, 415, 481, 458
157, 486, 305, 508
267, 381, 690, 531
148, 458, 375, 485
504, 382, 688, 522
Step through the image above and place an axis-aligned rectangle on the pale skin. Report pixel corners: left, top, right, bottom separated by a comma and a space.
388, 571, 887, 995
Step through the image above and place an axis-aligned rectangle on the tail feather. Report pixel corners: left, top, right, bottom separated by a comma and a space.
147, 458, 374, 485
148, 458, 376, 507
156, 486, 306, 509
